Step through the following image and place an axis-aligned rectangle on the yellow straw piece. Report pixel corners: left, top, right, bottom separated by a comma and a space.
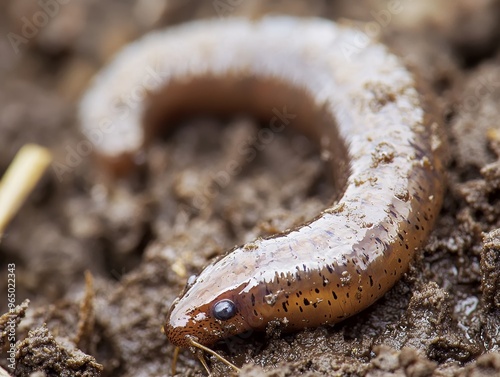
487, 128, 500, 142
0, 144, 52, 236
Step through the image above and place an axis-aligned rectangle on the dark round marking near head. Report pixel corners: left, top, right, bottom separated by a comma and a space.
213, 299, 237, 321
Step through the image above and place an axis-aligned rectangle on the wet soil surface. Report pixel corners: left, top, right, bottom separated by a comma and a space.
1, 1, 500, 376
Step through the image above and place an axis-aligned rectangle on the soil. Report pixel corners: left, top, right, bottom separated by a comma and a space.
1, 1, 500, 376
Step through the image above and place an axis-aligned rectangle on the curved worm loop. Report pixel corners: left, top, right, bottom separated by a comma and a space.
80, 17, 446, 348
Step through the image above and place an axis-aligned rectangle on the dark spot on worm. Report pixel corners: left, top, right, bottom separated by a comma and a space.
304, 298, 310, 306
251, 294, 255, 306
299, 306, 303, 312
398, 258, 402, 263
327, 265, 334, 273
398, 233, 404, 241
328, 300, 331, 305
313, 303, 318, 308
282, 302, 288, 313
332, 291, 338, 299
253, 309, 258, 316
315, 288, 320, 294
369, 275, 373, 286
346, 292, 350, 298
287, 280, 291, 287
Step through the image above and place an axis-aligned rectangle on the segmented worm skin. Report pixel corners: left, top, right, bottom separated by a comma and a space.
80, 17, 446, 348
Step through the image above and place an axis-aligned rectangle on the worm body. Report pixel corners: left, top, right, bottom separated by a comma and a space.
80, 17, 446, 348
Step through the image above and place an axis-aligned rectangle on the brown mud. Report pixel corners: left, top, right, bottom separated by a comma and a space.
1, 1, 500, 376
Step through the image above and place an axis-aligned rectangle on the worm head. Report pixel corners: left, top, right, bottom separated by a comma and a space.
164, 250, 259, 348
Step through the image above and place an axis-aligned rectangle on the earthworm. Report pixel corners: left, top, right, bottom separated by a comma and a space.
79, 17, 446, 350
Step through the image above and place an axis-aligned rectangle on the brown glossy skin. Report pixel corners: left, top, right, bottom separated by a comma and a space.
79, 17, 447, 348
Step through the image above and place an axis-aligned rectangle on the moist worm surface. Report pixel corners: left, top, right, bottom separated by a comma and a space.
80, 17, 446, 348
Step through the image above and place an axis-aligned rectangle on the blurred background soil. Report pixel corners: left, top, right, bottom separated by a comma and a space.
1, 0, 500, 376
